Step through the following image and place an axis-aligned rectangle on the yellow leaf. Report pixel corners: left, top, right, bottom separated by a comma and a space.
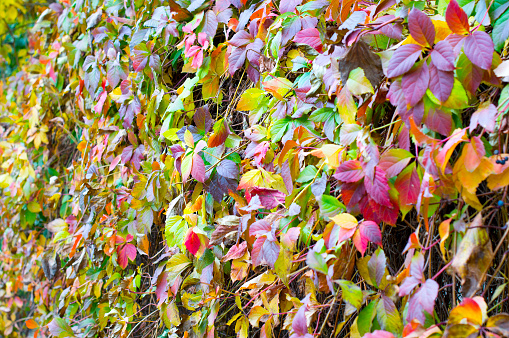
248, 306, 270, 327
28, 201, 41, 213
330, 213, 358, 229
237, 88, 265, 111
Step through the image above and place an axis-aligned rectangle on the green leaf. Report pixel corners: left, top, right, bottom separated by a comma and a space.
309, 107, 335, 122
296, 165, 318, 183
337, 280, 363, 310
48, 317, 75, 338
165, 216, 188, 250
346, 68, 374, 96
320, 195, 346, 217
493, 9, 509, 52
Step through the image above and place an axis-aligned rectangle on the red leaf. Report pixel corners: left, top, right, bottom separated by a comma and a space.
248, 187, 286, 209
294, 28, 323, 53
117, 245, 128, 269
353, 221, 382, 256
364, 168, 392, 207
464, 31, 494, 70
184, 229, 201, 255
378, 149, 413, 178
407, 279, 439, 324
446, 0, 470, 35
428, 61, 454, 103
191, 153, 206, 183
401, 61, 430, 107
408, 8, 435, 46
333, 160, 364, 182
430, 41, 455, 71
387, 44, 423, 78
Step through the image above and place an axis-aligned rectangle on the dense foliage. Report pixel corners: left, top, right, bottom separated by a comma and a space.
1, 0, 509, 337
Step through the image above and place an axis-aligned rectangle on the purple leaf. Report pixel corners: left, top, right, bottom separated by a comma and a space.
425, 108, 452, 136
408, 8, 436, 46
464, 31, 494, 70
402, 61, 430, 107
217, 159, 239, 179
280, 0, 303, 13
228, 48, 247, 76
360, 221, 382, 245
229, 30, 253, 47
428, 61, 454, 102
364, 168, 392, 208
290, 304, 313, 338
430, 40, 455, 71
194, 105, 213, 132
387, 44, 423, 78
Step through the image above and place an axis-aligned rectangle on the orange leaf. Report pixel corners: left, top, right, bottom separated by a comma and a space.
26, 319, 38, 329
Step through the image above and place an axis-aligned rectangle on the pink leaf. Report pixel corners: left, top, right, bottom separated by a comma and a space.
290, 303, 313, 338
363, 331, 395, 338
294, 28, 323, 53
191, 153, 206, 183
470, 102, 497, 132
464, 31, 494, 70
430, 41, 455, 71
94, 90, 108, 113
407, 279, 439, 324
428, 61, 454, 103
223, 242, 248, 261
251, 236, 279, 267
333, 160, 365, 182
401, 61, 430, 107
125, 243, 137, 261
408, 8, 436, 46
155, 272, 168, 305
387, 44, 423, 78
